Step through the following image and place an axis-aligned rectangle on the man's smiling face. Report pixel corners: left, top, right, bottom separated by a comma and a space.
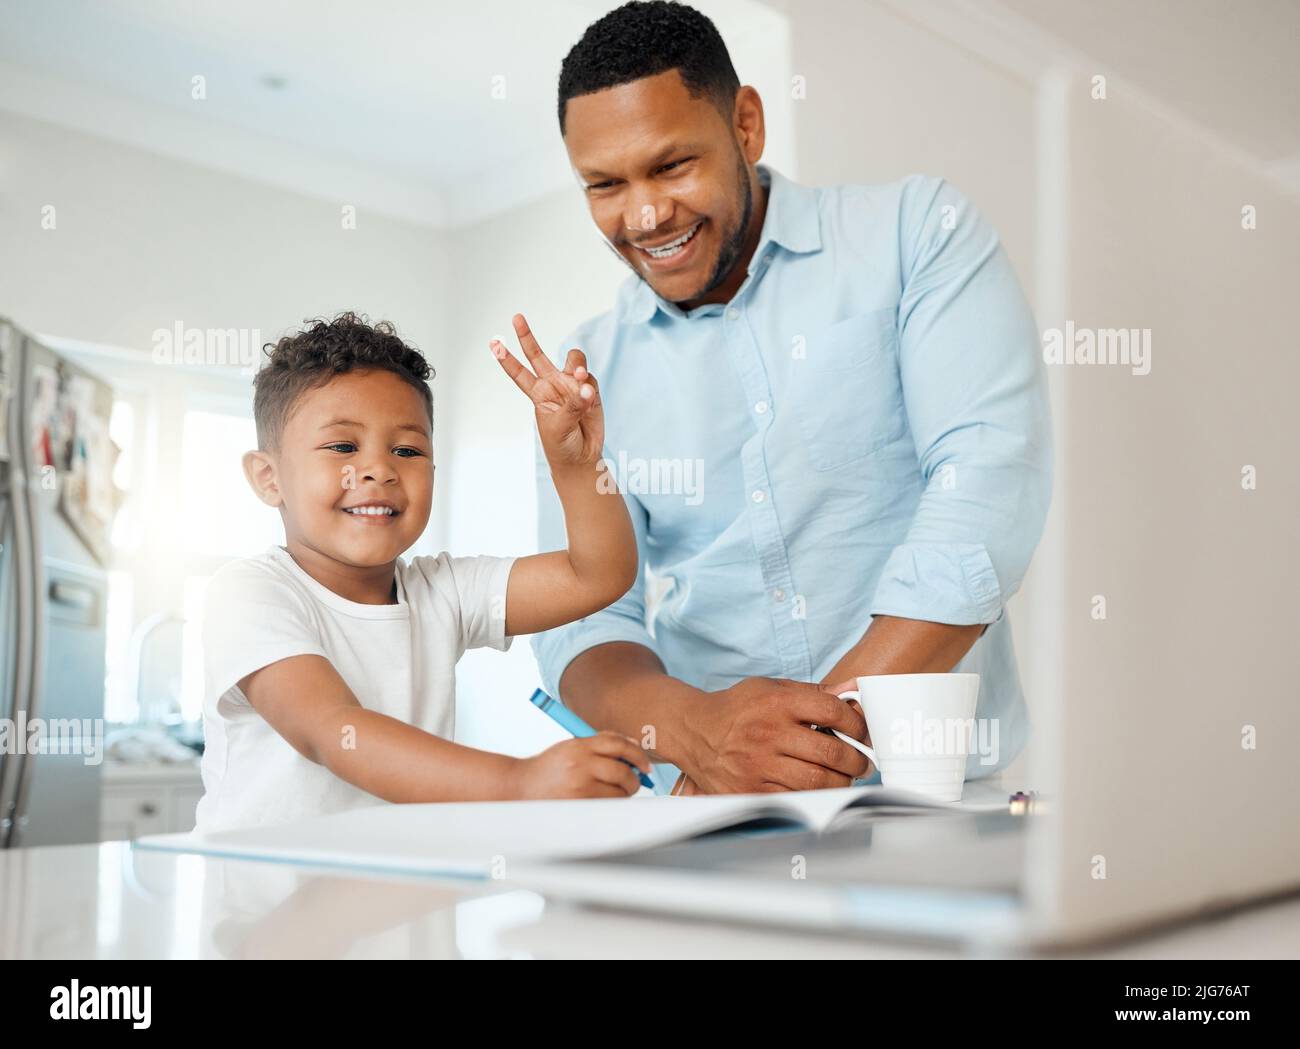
563, 69, 765, 309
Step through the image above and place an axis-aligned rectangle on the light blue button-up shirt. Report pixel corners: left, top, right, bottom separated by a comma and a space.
533, 165, 1052, 788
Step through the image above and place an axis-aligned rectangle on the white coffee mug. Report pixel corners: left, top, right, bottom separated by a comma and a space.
824, 673, 981, 803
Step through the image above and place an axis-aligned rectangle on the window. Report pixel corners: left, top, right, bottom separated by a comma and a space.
181, 409, 281, 558
101, 384, 283, 725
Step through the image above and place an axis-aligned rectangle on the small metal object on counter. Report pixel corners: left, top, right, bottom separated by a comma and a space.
1008, 790, 1046, 816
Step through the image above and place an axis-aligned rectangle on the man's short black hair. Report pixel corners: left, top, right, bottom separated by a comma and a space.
558, 1, 740, 134
253, 312, 433, 451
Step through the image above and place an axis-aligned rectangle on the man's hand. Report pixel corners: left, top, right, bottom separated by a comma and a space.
823, 678, 868, 727
490, 312, 604, 468
681, 677, 870, 793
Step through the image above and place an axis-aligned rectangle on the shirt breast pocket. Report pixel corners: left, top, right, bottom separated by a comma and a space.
787, 308, 906, 472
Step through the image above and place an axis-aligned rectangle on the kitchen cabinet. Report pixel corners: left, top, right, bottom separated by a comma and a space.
99, 759, 203, 841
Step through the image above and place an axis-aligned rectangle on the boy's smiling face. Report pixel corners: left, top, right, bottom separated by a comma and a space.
246, 368, 433, 578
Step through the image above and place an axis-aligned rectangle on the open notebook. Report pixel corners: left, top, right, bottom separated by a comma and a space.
133, 783, 1012, 879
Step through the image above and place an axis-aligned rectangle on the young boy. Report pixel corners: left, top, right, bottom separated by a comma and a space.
195, 311, 651, 833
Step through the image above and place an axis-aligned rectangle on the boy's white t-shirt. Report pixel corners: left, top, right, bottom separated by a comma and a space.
196, 545, 515, 835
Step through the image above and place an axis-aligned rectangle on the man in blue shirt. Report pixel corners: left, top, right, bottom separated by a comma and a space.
532, 1, 1052, 794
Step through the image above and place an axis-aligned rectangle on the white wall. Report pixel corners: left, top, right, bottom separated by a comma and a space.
785, 0, 1039, 287
0, 110, 447, 371
0, 108, 448, 719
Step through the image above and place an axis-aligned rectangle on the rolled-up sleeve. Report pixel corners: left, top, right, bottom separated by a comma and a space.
869, 177, 1053, 626
530, 434, 658, 697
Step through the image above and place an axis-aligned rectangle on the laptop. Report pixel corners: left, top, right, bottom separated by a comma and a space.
510, 316, 1300, 949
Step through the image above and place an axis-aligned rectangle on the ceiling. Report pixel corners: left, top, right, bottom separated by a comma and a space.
1, 0, 1295, 229
0, 0, 787, 227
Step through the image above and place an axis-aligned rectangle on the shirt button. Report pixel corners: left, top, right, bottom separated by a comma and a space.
773, 588, 786, 602
751, 489, 766, 503
754, 400, 769, 414
726, 307, 739, 321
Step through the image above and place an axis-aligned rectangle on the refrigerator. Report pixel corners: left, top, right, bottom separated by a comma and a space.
0, 318, 113, 848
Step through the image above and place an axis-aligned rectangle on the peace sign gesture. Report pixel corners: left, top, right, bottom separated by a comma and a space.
490, 313, 605, 468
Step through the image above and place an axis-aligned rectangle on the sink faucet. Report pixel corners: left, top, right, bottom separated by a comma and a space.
128, 612, 186, 725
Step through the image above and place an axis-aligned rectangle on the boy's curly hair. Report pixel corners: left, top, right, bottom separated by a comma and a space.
253, 312, 434, 451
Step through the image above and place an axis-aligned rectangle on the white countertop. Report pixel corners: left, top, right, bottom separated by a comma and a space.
3, 838, 1299, 959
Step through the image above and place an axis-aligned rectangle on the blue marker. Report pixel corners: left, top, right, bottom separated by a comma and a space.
529, 688, 655, 790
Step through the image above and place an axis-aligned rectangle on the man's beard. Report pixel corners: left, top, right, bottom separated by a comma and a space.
694, 151, 754, 301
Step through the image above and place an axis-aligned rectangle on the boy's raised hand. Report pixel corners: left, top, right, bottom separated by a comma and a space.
490, 313, 603, 468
